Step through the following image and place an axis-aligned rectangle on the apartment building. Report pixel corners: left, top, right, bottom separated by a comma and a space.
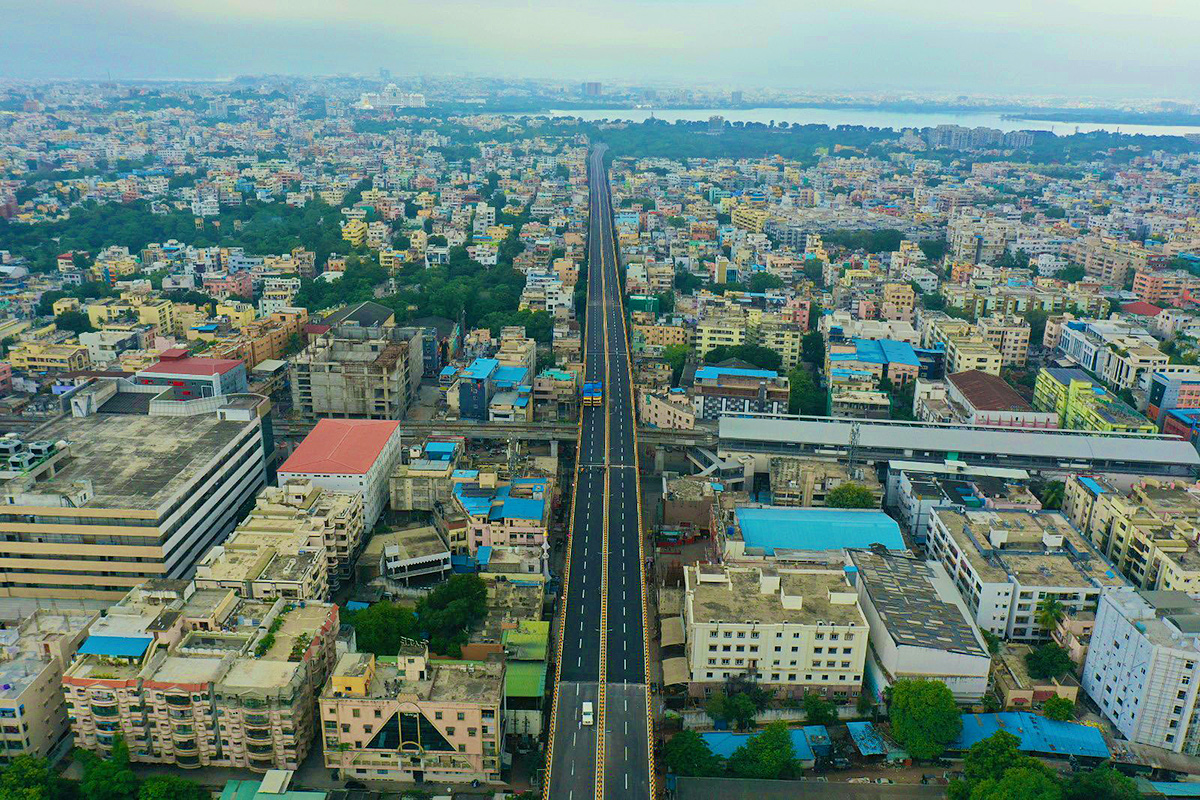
291, 324, 423, 420
0, 610, 97, 764
1062, 475, 1200, 593
682, 564, 868, 700
0, 380, 270, 600
1065, 236, 1160, 286
977, 316, 1031, 367
1055, 319, 1167, 391
632, 321, 692, 351
947, 214, 1014, 264
9, 340, 90, 372
639, 389, 697, 430
827, 339, 920, 386
846, 549, 991, 702
926, 508, 1124, 641
389, 441, 461, 512
452, 476, 550, 556
278, 419, 402, 531
319, 642, 504, 784
65, 581, 339, 771
768, 457, 882, 507
1084, 589, 1200, 754
690, 366, 790, 420
695, 316, 747, 356
85, 295, 175, 336
1033, 367, 1154, 433
731, 205, 768, 234
1147, 370, 1200, 425
195, 480, 364, 599
1132, 269, 1199, 306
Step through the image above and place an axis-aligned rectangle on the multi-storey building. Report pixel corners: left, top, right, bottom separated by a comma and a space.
926, 508, 1124, 641
690, 366, 790, 420
290, 325, 423, 420
0, 380, 270, 600
319, 642, 504, 784
1147, 369, 1200, 426
1054, 319, 1167, 391
1062, 474, 1200, 592
65, 581, 339, 772
0, 610, 97, 764
638, 389, 697, 430
682, 565, 869, 700
1033, 367, 1155, 433
389, 441, 461, 512
1084, 589, 1200, 754
977, 315, 1031, 367
279, 419, 403, 532
85, 295, 175, 336
452, 476, 550, 557
7, 342, 90, 372
1065, 236, 1161, 286
1132, 269, 1200, 306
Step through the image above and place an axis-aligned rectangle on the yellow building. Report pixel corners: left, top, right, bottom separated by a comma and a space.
216, 301, 256, 328
341, 219, 368, 248
978, 315, 1032, 367
1063, 475, 1200, 592
52, 297, 81, 316
85, 295, 175, 337
695, 316, 747, 356
730, 205, 768, 234
1033, 367, 1154, 434
7, 342, 90, 372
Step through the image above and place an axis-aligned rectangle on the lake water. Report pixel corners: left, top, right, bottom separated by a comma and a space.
547, 107, 1200, 137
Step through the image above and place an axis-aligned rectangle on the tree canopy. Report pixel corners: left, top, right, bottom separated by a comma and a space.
826, 482, 877, 508
949, 732, 1137, 800
1042, 696, 1074, 722
889, 679, 962, 760
664, 730, 723, 777
703, 343, 782, 372
1025, 643, 1074, 680
726, 722, 801, 780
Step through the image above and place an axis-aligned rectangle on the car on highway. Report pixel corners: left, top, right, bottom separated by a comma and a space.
581, 701, 594, 725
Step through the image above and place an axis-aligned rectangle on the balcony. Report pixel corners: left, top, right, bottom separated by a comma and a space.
244, 713, 270, 727
165, 695, 192, 708
173, 738, 198, 753
245, 728, 273, 742
90, 705, 120, 718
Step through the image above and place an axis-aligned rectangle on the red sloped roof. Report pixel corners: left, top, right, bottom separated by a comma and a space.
1121, 301, 1163, 317
278, 419, 400, 475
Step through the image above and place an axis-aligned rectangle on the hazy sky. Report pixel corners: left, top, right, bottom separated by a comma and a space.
3, 0, 1199, 100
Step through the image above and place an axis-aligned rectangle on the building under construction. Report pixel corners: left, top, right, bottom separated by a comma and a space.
291, 324, 422, 419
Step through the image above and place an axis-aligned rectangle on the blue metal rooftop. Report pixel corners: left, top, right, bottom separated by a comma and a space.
734, 507, 904, 555
694, 366, 778, 381
951, 712, 1110, 759
78, 635, 153, 659
462, 358, 499, 380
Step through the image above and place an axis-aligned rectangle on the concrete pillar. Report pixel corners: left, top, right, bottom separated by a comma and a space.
653, 446, 665, 473
550, 439, 559, 459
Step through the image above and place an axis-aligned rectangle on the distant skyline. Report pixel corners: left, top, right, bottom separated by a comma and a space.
3, 0, 1200, 101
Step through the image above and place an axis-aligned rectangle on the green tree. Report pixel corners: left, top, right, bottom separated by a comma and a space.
919, 240, 947, 262
801, 331, 824, 364
826, 482, 877, 509
889, 679, 962, 760
655, 291, 676, 314
663, 730, 723, 777
1025, 643, 1074, 680
1036, 597, 1067, 632
54, 310, 94, 334
703, 343, 782, 372
787, 367, 825, 416
1042, 696, 1075, 722
1063, 766, 1139, 800
414, 573, 488, 657
138, 775, 209, 800
705, 692, 729, 726
971, 766, 1064, 800
1035, 480, 1065, 510
78, 735, 138, 800
748, 273, 785, 293
1058, 264, 1086, 283
662, 344, 691, 385
803, 692, 839, 726
342, 601, 419, 657
0, 755, 62, 800
726, 692, 758, 731
726, 722, 800, 780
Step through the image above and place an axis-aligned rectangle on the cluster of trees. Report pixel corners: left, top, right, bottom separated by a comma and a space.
787, 366, 825, 416
702, 343, 782, 372
825, 482, 876, 508
822, 229, 905, 254
342, 574, 488, 658
1025, 642, 1075, 681
0, 186, 374, 273
0, 739, 208, 800
705, 685, 771, 730
948, 731, 1137, 800
665, 722, 803, 781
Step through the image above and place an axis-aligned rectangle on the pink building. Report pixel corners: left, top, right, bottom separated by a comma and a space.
452, 476, 550, 555
784, 298, 812, 328
0, 362, 11, 396
203, 271, 253, 299
320, 642, 504, 784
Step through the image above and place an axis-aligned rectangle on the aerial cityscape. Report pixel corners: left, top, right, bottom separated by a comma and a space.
5, 3, 1200, 800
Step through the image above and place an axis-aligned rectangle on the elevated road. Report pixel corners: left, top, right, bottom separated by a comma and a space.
544, 146, 654, 800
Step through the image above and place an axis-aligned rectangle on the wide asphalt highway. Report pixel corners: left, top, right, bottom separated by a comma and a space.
544, 146, 653, 800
